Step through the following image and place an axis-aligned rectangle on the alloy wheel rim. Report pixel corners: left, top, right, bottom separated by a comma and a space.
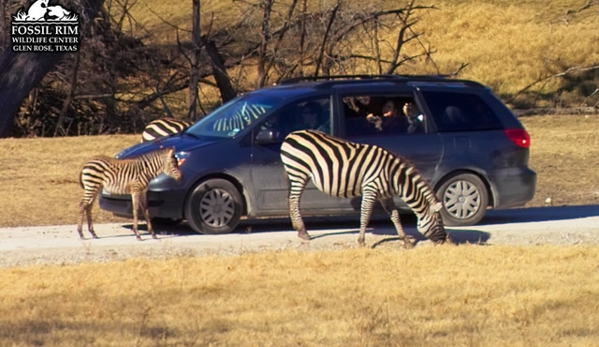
443, 180, 481, 219
199, 188, 235, 227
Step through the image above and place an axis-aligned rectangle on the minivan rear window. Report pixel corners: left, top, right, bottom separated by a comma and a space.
421, 91, 503, 132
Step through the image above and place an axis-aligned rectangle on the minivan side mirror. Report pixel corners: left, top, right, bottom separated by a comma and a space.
255, 129, 279, 145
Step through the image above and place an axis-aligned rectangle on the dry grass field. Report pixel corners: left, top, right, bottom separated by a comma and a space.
0, 114, 597, 228
1, 246, 598, 346
524, 114, 599, 206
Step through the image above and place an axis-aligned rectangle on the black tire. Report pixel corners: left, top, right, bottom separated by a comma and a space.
185, 179, 243, 234
436, 173, 488, 226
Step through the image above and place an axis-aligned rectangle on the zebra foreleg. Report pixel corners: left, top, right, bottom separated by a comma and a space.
130, 191, 143, 241
381, 198, 414, 249
140, 193, 157, 239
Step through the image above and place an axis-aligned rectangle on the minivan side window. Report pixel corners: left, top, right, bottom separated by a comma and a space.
342, 94, 424, 136
258, 97, 331, 142
421, 91, 503, 132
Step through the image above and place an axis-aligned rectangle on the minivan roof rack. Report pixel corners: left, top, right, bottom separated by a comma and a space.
279, 74, 485, 89
280, 74, 451, 85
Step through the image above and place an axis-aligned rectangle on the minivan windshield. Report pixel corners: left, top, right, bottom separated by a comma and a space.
186, 94, 282, 138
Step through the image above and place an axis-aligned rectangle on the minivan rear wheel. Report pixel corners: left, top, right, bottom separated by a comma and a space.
436, 173, 488, 226
185, 179, 243, 234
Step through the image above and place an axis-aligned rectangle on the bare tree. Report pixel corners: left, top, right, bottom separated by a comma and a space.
228, 0, 445, 84
1, 0, 451, 137
508, 64, 599, 107
54, 52, 81, 137
0, 0, 105, 137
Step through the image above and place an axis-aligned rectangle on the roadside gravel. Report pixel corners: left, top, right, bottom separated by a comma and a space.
2, 206, 598, 268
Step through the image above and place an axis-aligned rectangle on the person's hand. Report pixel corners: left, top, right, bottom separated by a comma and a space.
367, 114, 382, 131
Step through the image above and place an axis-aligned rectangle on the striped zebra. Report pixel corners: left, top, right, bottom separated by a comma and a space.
77, 147, 182, 240
280, 130, 448, 247
141, 118, 192, 143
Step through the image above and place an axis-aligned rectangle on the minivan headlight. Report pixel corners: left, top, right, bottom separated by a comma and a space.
175, 151, 190, 166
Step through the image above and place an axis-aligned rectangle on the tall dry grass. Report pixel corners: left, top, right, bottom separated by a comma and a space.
0, 135, 138, 227
413, 1, 599, 101
523, 114, 599, 206
0, 245, 598, 346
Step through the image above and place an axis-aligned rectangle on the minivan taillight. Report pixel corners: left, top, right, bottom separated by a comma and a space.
505, 129, 530, 148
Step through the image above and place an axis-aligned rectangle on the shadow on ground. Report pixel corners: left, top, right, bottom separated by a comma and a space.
480, 204, 599, 224
119, 204, 599, 243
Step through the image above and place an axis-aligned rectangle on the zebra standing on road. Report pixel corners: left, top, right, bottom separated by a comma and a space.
141, 118, 193, 143
78, 147, 183, 240
280, 129, 448, 247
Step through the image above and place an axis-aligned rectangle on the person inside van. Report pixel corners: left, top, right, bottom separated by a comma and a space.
403, 102, 424, 134
366, 99, 405, 133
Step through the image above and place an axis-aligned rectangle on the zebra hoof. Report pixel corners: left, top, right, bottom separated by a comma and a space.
402, 236, 416, 249
297, 231, 311, 241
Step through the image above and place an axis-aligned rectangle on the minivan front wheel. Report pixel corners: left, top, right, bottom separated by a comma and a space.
185, 179, 243, 234
436, 173, 488, 226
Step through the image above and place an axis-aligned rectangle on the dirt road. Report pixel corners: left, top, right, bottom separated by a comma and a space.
1, 205, 598, 267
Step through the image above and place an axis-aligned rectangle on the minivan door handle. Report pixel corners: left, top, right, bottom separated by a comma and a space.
454, 136, 470, 149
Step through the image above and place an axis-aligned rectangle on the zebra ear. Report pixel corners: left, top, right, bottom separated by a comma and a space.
433, 202, 443, 213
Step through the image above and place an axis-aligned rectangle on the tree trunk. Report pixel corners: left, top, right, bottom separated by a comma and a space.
188, 0, 201, 121
256, 0, 273, 89
54, 51, 81, 137
203, 38, 237, 103
0, 0, 104, 138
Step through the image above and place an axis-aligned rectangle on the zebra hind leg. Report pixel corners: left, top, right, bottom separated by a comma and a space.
357, 191, 379, 246
85, 203, 98, 239
78, 195, 99, 239
77, 201, 88, 239
380, 198, 414, 249
287, 178, 310, 241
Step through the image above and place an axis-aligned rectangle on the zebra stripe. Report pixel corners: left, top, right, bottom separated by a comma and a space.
280, 129, 448, 247
77, 147, 182, 240
212, 104, 267, 132
141, 118, 193, 143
